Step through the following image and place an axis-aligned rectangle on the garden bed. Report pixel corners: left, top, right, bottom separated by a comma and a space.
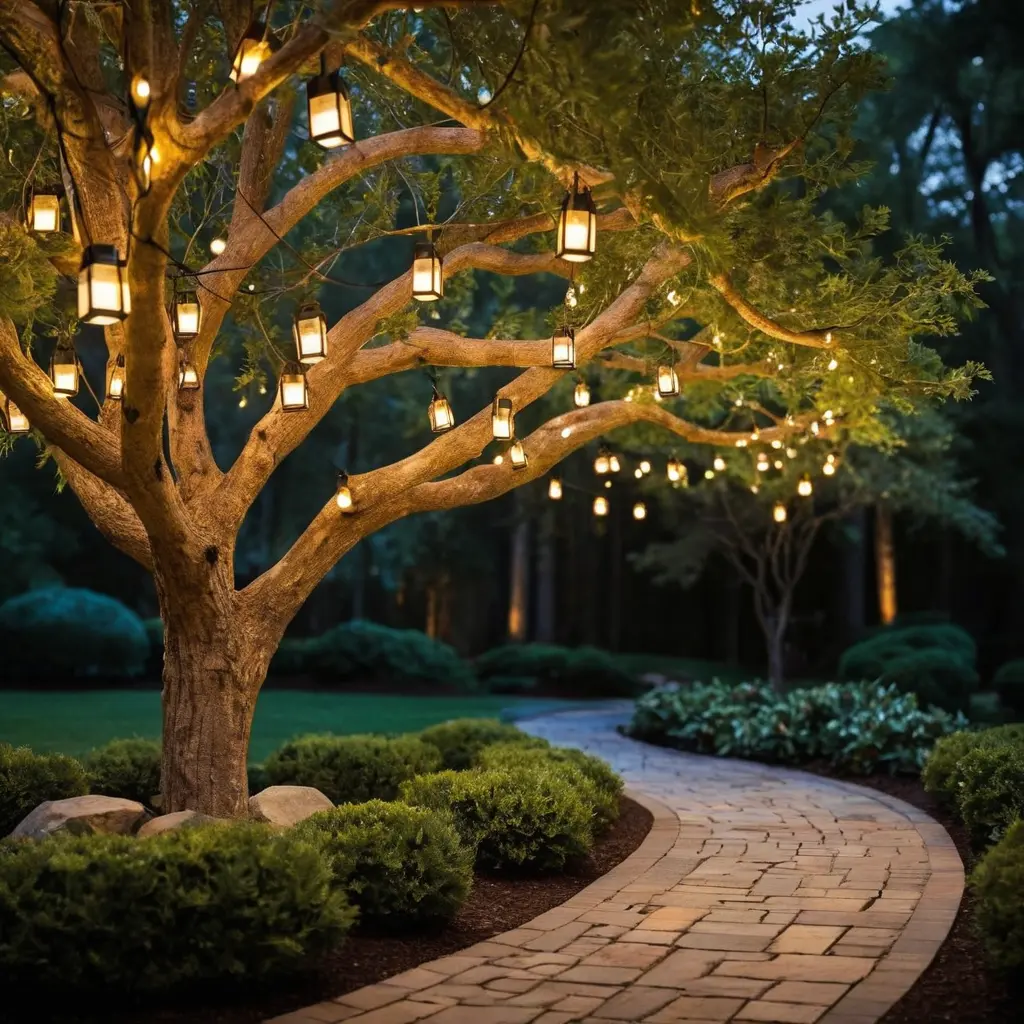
34, 795, 652, 1024
807, 768, 1016, 1024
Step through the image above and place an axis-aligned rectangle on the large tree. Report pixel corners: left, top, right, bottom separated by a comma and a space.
0, 0, 984, 815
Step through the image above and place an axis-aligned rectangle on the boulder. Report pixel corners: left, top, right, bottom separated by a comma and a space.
137, 810, 227, 837
249, 785, 333, 826
10, 794, 148, 840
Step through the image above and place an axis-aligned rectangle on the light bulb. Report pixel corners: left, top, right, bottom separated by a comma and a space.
640, 460, 651, 474
634, 468, 643, 479
604, 479, 612, 489
823, 461, 836, 476
798, 475, 813, 497
705, 469, 715, 480
828, 358, 838, 371
786, 447, 798, 459
773, 502, 788, 523
713, 456, 726, 472
774, 459, 784, 470
736, 439, 748, 448
561, 426, 572, 438
632, 502, 646, 520
210, 237, 226, 255
771, 439, 783, 449
493, 454, 504, 465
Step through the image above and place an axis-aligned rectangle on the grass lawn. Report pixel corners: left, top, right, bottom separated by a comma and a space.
0, 690, 587, 761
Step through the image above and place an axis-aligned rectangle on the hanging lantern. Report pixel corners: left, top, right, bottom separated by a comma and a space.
107, 354, 126, 401
593, 495, 609, 517
173, 288, 202, 340
556, 172, 597, 262
713, 456, 726, 472
632, 502, 647, 521
773, 502, 788, 524
428, 384, 454, 432
49, 342, 79, 398
667, 456, 683, 482
335, 471, 354, 511
293, 302, 328, 364
306, 59, 354, 149
509, 439, 528, 471
656, 364, 679, 398
412, 241, 443, 301
594, 446, 611, 475
548, 477, 563, 500
491, 396, 514, 440
609, 453, 621, 473
551, 327, 576, 369
78, 244, 131, 325
132, 129, 159, 193
230, 20, 272, 83
0, 393, 29, 434
823, 453, 838, 476
279, 363, 309, 411
573, 379, 591, 408
26, 188, 62, 233
178, 359, 200, 390
797, 474, 813, 497
756, 452, 770, 473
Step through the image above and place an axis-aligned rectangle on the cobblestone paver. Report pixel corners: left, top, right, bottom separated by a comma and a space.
269, 706, 962, 1024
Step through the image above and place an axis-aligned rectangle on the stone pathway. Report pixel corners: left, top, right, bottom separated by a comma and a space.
269, 706, 963, 1024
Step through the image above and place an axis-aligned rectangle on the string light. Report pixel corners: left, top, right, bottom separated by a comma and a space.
78, 245, 130, 325
564, 286, 577, 308
552, 326, 576, 369
704, 469, 715, 480
178, 359, 200, 391
509, 439, 528, 470
828, 357, 838, 371
609, 453, 621, 473
735, 438, 748, 448
640, 460, 651, 474
634, 468, 643, 479
0, 392, 29, 434
293, 302, 328, 364
279, 364, 309, 411
492, 396, 514, 440
656, 364, 679, 398
786, 447, 798, 459
771, 439, 783, 449
604, 479, 612, 489
756, 452, 770, 472
750, 484, 759, 494
810, 420, 820, 436
412, 240, 444, 300
593, 495, 609, 516
556, 172, 597, 262
210, 237, 227, 255
667, 289, 680, 306
560, 426, 572, 438
713, 456, 726, 472
130, 75, 151, 110
548, 477, 563, 500
132, 129, 159, 193
773, 502, 788, 523
797, 474, 813, 497
307, 59, 354, 149
594, 446, 611, 475
823, 453, 838, 476
49, 341, 79, 398
774, 459, 784, 470
239, 395, 248, 408
493, 454, 504, 464
632, 502, 647, 520
335, 471, 354, 511
106, 355, 125, 401
428, 384, 454, 432
750, 428, 760, 442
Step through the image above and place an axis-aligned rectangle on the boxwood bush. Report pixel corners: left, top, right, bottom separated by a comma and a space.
475, 742, 622, 830
0, 587, 149, 681
0, 823, 354, 992
922, 725, 1024, 806
417, 718, 547, 770
297, 800, 473, 930
84, 738, 162, 807
970, 818, 1024, 971
953, 745, 1024, 847
993, 660, 1024, 718
264, 734, 441, 804
628, 680, 966, 775
401, 767, 593, 872
475, 643, 639, 698
0, 743, 89, 835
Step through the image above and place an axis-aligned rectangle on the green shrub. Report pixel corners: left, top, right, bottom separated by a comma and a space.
475, 743, 622, 830
247, 762, 269, 795
628, 680, 966, 775
839, 623, 976, 681
418, 718, 547, 770
0, 743, 89, 835
993, 660, 1024, 718
264, 734, 442, 804
0, 823, 354, 992
475, 643, 639, 698
401, 767, 593, 872
84, 738, 161, 806
970, 819, 1024, 971
922, 725, 1024, 805
878, 648, 979, 713
271, 619, 474, 688
297, 800, 472, 930
0, 587, 149, 681
954, 745, 1024, 847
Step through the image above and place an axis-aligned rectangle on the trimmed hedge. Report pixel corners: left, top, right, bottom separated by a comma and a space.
475, 743, 622, 830
0, 587, 149, 681
879, 648, 979, 714
269, 619, 474, 688
970, 819, 1024, 971
993, 660, 1024, 718
85, 738, 162, 807
922, 725, 1024, 806
297, 800, 473, 930
417, 718, 547, 770
954, 745, 1024, 847
264, 734, 442, 804
401, 767, 593, 872
0, 823, 354, 992
0, 743, 89, 835
475, 643, 639, 698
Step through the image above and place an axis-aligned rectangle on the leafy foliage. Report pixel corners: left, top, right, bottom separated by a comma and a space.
264, 734, 442, 804
993, 661, 1024, 718
296, 800, 473, 930
84, 739, 161, 807
629, 679, 966, 775
953, 745, 1024, 848
0, 743, 88, 835
417, 718, 547, 770
475, 644, 640, 698
922, 725, 1024, 807
970, 819, 1024, 972
401, 767, 593, 872
0, 824, 354, 993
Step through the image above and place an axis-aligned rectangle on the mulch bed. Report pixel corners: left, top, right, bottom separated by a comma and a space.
809, 769, 1016, 1024
39, 796, 652, 1024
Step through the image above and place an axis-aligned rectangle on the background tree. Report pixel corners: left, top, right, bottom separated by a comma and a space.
0, 0, 984, 815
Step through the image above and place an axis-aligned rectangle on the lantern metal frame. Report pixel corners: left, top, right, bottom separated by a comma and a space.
412, 240, 444, 301
293, 301, 328, 364
656, 363, 680, 398
26, 186, 64, 234
306, 58, 355, 149
78, 244, 131, 325
107, 354, 126, 401
230, 19, 273, 83
0, 392, 30, 435
556, 171, 597, 263
279, 362, 310, 411
428, 384, 454, 433
173, 285, 202, 340
49, 341, 79, 398
551, 326, 576, 369
335, 470, 355, 512
509, 438, 528, 471
178, 358, 200, 391
491, 396, 514, 440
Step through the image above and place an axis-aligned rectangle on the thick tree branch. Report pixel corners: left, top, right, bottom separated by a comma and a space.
711, 273, 834, 349
708, 140, 801, 206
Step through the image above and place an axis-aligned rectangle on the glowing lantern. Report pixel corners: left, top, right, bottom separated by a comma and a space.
178, 359, 200, 390
593, 495, 609, 517
174, 289, 202, 340
573, 379, 591, 408
78, 244, 130, 325
797, 474, 813, 497
551, 327, 576, 369
428, 385, 454, 432
107, 355, 125, 401
27, 189, 61, 233
49, 342, 79, 397
0, 393, 29, 434
279, 364, 309, 411
509, 439, 528, 470
632, 502, 647, 521
230, 20, 272, 83
556, 172, 597, 262
773, 502, 788, 523
492, 396, 514, 440
335, 471, 354, 511
657, 364, 679, 398
412, 241, 443, 301
293, 302, 327, 364
548, 477, 563, 500
307, 61, 354, 149
594, 447, 611, 475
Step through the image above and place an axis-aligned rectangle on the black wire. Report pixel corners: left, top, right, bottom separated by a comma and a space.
477, 0, 540, 109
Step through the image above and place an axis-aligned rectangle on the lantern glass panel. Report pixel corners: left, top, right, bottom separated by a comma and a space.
280, 372, 309, 411
412, 243, 443, 300
175, 293, 201, 338
51, 349, 78, 397
657, 365, 679, 397
552, 328, 575, 369
294, 305, 327, 363
29, 193, 60, 233
492, 397, 513, 440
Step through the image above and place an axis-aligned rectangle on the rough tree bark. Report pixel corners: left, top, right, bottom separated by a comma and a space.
876, 504, 898, 625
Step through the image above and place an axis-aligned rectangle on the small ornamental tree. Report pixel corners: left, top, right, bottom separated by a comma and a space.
0, 1, 985, 815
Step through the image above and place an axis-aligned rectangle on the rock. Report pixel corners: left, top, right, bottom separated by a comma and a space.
248, 785, 333, 826
10, 795, 148, 840
137, 810, 228, 837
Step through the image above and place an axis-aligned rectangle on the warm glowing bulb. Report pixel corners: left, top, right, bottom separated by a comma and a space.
210, 237, 226, 255
604, 479, 612, 489
131, 76, 151, 107
771, 439, 783, 449
773, 502, 788, 523
561, 426, 572, 438
774, 460, 784, 470
239, 395, 248, 408
736, 439, 748, 448
750, 484, 759, 494
336, 487, 353, 510
828, 358, 838, 371
713, 456, 726, 472
548, 478, 563, 500
632, 502, 647, 520
493, 454, 504, 465
798, 475, 813, 497
786, 447, 798, 459
634, 468, 643, 479
609, 454, 621, 473
640, 460, 651, 474
593, 495, 608, 517
823, 461, 836, 476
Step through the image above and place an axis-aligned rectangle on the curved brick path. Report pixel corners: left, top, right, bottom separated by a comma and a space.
270, 705, 963, 1024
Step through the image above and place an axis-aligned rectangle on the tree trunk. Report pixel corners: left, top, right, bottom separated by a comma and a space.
876, 505, 897, 625
507, 517, 530, 642
766, 623, 785, 692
